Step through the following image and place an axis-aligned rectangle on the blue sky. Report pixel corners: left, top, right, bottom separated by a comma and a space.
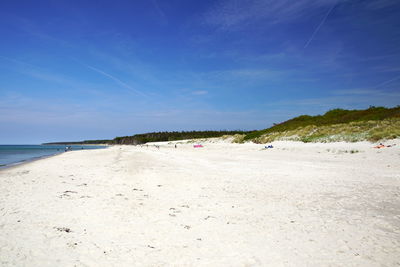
1, 0, 399, 143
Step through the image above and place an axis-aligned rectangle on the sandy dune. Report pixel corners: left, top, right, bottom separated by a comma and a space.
0, 141, 399, 266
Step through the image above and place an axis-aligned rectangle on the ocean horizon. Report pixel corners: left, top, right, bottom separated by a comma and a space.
0, 145, 106, 168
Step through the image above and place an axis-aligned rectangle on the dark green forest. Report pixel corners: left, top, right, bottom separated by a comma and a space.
111, 130, 249, 145
44, 130, 249, 145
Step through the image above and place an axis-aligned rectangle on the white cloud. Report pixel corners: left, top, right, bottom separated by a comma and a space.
192, 90, 208, 95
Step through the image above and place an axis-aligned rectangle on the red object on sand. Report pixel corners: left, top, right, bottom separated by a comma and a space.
194, 144, 203, 148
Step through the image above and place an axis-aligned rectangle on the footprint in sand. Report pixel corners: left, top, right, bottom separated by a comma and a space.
55, 227, 72, 233
133, 188, 143, 192
59, 190, 78, 198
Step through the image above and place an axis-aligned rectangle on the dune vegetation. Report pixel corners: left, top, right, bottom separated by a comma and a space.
243, 106, 400, 143
45, 106, 400, 145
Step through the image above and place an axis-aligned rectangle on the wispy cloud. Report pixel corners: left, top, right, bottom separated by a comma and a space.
373, 66, 400, 73
192, 90, 208, 95
84, 64, 147, 97
364, 0, 399, 9
202, 0, 397, 32
0, 93, 95, 123
0, 55, 84, 87
159, 67, 286, 94
268, 92, 400, 112
0, 56, 124, 102
332, 88, 400, 97
5, 15, 72, 48
202, 0, 340, 30
0, 55, 40, 70
195, 68, 284, 86
358, 51, 400, 62
374, 75, 400, 88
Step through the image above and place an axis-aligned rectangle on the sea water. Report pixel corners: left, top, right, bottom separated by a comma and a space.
0, 145, 106, 167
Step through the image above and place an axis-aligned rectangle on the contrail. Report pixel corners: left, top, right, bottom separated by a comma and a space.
151, 0, 167, 24
304, 4, 336, 49
375, 74, 400, 88
85, 64, 147, 97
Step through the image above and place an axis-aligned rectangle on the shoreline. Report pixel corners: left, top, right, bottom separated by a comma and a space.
41, 143, 109, 146
0, 145, 108, 171
0, 153, 57, 170
0, 151, 66, 171
0, 140, 399, 266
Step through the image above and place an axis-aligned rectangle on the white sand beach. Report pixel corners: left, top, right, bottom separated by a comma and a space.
0, 140, 399, 266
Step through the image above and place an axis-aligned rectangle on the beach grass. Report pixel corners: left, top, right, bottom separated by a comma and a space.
239, 106, 400, 143
250, 118, 400, 143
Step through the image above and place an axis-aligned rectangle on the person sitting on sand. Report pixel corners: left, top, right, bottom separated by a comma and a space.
373, 143, 385, 149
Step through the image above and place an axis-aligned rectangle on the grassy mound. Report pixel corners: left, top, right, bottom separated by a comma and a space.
244, 106, 400, 143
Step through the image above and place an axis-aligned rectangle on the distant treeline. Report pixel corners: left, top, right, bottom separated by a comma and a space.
43, 140, 111, 145
111, 130, 249, 145
44, 131, 249, 145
